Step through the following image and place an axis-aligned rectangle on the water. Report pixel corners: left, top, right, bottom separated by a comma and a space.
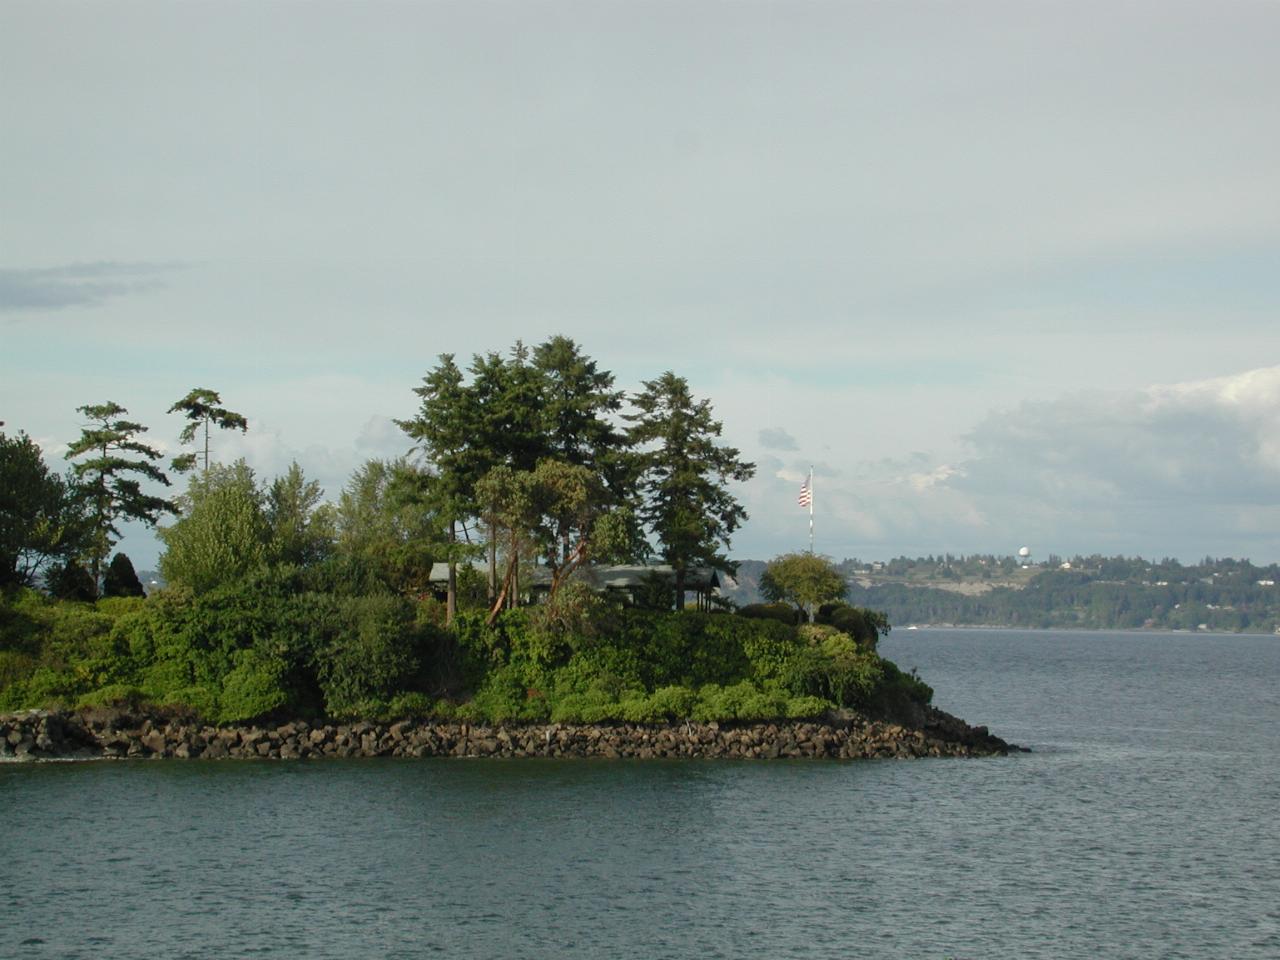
3, 629, 1278, 959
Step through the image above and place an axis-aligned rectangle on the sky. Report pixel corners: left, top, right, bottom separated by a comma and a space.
3, 1, 1280, 569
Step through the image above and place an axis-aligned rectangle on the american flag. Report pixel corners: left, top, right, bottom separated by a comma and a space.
798, 478, 812, 508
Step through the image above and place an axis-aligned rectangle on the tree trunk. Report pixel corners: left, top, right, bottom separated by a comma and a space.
487, 520, 497, 602
446, 519, 457, 625
674, 566, 686, 612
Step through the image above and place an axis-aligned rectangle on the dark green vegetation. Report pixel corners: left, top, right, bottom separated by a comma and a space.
729, 554, 1280, 633
0, 582, 926, 725
1, 339, 929, 726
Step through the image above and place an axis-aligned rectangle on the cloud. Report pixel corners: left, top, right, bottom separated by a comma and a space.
758, 427, 799, 452
733, 365, 1280, 563
0, 262, 178, 313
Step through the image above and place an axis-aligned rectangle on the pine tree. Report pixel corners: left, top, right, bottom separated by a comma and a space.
168, 388, 247, 473
626, 372, 755, 610
66, 402, 175, 588
397, 354, 484, 622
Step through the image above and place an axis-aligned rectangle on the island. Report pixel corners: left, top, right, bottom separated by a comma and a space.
1, 337, 1015, 761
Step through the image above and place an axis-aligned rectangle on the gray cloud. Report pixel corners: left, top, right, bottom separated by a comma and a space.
758, 427, 799, 451
939, 366, 1280, 557
0, 262, 176, 312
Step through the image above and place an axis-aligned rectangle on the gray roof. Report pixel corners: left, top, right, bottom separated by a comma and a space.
427, 561, 720, 590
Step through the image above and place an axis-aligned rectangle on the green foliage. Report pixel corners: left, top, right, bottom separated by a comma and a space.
103, 552, 145, 598
334, 459, 438, 596
738, 602, 802, 626
815, 602, 890, 651
316, 594, 424, 717
46, 560, 97, 601
761, 553, 847, 620
218, 648, 289, 722
781, 627, 885, 708
66, 401, 175, 586
158, 461, 268, 593
267, 462, 334, 568
167, 387, 248, 474
0, 429, 88, 588
625, 372, 755, 609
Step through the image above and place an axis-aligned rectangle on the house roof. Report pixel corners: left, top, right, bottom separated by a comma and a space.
427, 561, 720, 590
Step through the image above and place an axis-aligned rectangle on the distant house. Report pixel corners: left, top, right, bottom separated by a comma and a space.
427, 561, 722, 609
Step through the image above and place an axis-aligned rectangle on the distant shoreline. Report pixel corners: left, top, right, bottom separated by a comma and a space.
888, 624, 1280, 638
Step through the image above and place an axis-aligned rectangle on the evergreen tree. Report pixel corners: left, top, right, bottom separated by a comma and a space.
168, 387, 248, 473
533, 335, 626, 471
397, 354, 485, 622
626, 372, 755, 610
103, 552, 146, 598
46, 558, 97, 601
532, 335, 637, 562
0, 430, 87, 588
66, 402, 174, 589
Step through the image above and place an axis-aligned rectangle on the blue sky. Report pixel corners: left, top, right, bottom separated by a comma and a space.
3, 1, 1280, 568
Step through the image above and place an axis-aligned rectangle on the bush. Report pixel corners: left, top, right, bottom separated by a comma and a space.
218, 648, 289, 722
317, 594, 421, 716
738, 603, 801, 626
76, 683, 146, 710
816, 602, 890, 651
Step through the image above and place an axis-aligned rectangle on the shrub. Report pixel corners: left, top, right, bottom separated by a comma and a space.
816, 603, 890, 651
738, 603, 801, 626
218, 648, 289, 722
76, 683, 147, 710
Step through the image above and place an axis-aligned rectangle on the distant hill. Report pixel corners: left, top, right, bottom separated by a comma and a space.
727, 554, 1280, 633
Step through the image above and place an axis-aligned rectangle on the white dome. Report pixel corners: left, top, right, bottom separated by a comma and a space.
1018, 546, 1031, 557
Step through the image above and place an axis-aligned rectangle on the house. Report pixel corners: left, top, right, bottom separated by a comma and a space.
427, 561, 722, 609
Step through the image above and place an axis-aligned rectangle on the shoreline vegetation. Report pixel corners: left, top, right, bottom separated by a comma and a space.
1, 338, 1014, 751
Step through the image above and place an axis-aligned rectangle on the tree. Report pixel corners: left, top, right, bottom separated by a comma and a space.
334, 459, 441, 597
103, 552, 146, 598
474, 458, 634, 622
760, 552, 847, 621
532, 335, 628, 484
531, 336, 636, 562
46, 559, 97, 601
66, 402, 174, 589
397, 354, 484, 622
266, 462, 334, 568
158, 460, 267, 593
168, 388, 247, 474
0, 430, 87, 588
626, 372, 755, 610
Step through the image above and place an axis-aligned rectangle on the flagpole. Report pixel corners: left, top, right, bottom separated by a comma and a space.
808, 465, 814, 554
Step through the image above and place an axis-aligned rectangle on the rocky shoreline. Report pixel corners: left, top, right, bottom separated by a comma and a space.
0, 707, 1019, 763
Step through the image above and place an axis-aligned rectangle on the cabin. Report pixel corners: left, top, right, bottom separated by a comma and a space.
427, 562, 722, 610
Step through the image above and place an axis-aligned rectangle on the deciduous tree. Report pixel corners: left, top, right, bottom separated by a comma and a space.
158, 460, 267, 593
760, 552, 847, 621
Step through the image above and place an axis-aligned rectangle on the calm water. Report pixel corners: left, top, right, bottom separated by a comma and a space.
3, 629, 1279, 959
